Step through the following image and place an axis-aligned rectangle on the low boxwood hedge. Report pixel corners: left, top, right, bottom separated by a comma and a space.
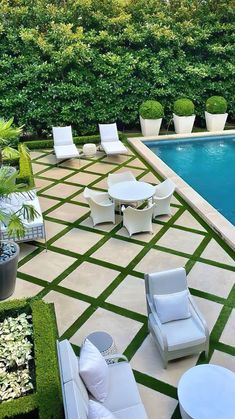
0, 299, 63, 419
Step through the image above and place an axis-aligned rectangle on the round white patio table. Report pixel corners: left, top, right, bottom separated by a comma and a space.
108, 181, 155, 204
178, 364, 235, 419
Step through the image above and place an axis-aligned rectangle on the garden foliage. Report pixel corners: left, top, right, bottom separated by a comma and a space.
0, 0, 234, 134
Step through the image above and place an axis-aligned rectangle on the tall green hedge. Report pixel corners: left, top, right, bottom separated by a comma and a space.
0, 0, 234, 135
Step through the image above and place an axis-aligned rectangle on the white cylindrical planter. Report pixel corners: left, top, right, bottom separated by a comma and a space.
140, 116, 162, 136
173, 114, 195, 134
205, 111, 228, 132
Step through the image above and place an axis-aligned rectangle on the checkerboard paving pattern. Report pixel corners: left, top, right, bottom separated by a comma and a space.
14, 147, 235, 419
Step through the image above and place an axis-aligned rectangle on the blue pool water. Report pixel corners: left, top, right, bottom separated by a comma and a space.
144, 134, 235, 225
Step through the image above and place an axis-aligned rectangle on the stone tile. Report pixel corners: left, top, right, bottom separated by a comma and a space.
156, 227, 204, 254
35, 177, 54, 191
127, 158, 147, 169
84, 162, 117, 175
60, 158, 91, 170
102, 154, 132, 164
45, 183, 79, 199
138, 384, 178, 419
70, 191, 88, 205
47, 202, 89, 223
19, 243, 37, 261
70, 307, 142, 353
138, 172, 160, 184
32, 162, 49, 174
175, 211, 206, 232
135, 249, 188, 274
194, 296, 222, 333
40, 166, 75, 180
61, 262, 119, 297
18, 250, 76, 282
171, 195, 182, 205
201, 239, 235, 267
66, 172, 100, 186
37, 153, 57, 165
80, 215, 122, 232
53, 228, 103, 255
131, 334, 198, 387
92, 238, 143, 267
37, 220, 67, 242
153, 206, 179, 222
30, 151, 46, 160
187, 262, 235, 298
38, 196, 60, 212
91, 178, 108, 190
43, 291, 89, 336
106, 275, 147, 315
210, 350, 235, 373
116, 222, 163, 242
9, 278, 42, 300
113, 167, 145, 179
220, 309, 235, 347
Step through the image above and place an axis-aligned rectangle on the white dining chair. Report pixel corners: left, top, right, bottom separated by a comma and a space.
52, 126, 79, 163
83, 187, 115, 226
107, 171, 136, 188
122, 203, 155, 236
153, 178, 176, 217
98, 123, 128, 155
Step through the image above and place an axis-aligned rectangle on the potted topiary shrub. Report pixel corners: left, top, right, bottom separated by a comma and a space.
205, 96, 228, 132
173, 98, 195, 134
139, 100, 164, 136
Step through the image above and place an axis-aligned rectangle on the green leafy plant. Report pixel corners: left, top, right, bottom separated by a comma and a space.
206, 96, 228, 114
2, 147, 20, 161
0, 118, 23, 166
173, 99, 195, 116
139, 100, 164, 119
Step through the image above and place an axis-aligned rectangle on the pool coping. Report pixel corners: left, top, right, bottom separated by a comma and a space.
128, 130, 235, 250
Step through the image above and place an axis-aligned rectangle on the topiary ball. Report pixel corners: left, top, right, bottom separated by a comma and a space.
206, 96, 227, 114
139, 100, 164, 119
173, 98, 195, 117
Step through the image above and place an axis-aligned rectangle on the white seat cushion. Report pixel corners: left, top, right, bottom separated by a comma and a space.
88, 400, 115, 419
153, 290, 191, 324
103, 362, 142, 412
54, 144, 79, 159
64, 380, 88, 419
113, 404, 148, 419
102, 141, 127, 155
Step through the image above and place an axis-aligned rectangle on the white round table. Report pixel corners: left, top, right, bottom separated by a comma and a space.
178, 364, 235, 419
108, 181, 155, 203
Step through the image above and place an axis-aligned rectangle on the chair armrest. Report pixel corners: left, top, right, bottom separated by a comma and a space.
104, 354, 128, 362
188, 295, 209, 338
153, 192, 172, 201
146, 295, 168, 351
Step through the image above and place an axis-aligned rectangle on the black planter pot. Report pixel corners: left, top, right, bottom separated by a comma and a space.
0, 242, 19, 300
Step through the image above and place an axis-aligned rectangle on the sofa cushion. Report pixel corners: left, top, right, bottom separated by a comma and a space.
64, 380, 88, 419
113, 404, 148, 419
88, 400, 115, 419
153, 290, 191, 324
103, 362, 142, 412
58, 340, 88, 407
79, 339, 109, 403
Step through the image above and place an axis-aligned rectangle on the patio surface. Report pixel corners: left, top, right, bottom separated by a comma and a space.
15, 146, 235, 418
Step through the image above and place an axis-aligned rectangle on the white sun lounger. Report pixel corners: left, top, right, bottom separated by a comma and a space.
52, 126, 79, 162
99, 123, 128, 155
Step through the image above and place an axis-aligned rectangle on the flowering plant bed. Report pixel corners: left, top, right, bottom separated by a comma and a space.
0, 298, 63, 419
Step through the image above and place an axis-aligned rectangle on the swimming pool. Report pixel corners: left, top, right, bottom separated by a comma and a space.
144, 134, 235, 225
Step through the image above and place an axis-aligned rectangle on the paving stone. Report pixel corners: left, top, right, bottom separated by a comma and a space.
38, 196, 60, 212
9, 278, 42, 300
43, 291, 90, 336
45, 183, 79, 199
60, 158, 91, 169
113, 167, 146, 179
219, 309, 235, 347
194, 296, 222, 333
102, 154, 132, 164
92, 238, 143, 267
37, 220, 67, 242
37, 153, 58, 165
19, 243, 37, 261
187, 262, 235, 298
106, 275, 147, 315
138, 384, 178, 419
30, 151, 47, 160
138, 172, 160, 184
32, 162, 49, 174
135, 249, 188, 274
84, 162, 117, 175
53, 228, 104, 254
156, 227, 204, 254
47, 202, 89, 223
40, 166, 75, 180
91, 178, 108, 190
127, 158, 147, 169
175, 211, 206, 232
35, 177, 54, 191
210, 350, 235, 373
70, 307, 142, 353
116, 222, 163, 242
66, 172, 100, 186
153, 205, 179, 222
70, 191, 88, 205
201, 239, 235, 266
80, 215, 122, 232
60, 262, 119, 297
18, 249, 76, 282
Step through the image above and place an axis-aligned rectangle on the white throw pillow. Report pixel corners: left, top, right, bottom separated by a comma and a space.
88, 400, 115, 419
79, 339, 109, 402
153, 290, 191, 324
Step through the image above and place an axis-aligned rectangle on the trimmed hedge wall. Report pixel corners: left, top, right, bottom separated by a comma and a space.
0, 299, 63, 419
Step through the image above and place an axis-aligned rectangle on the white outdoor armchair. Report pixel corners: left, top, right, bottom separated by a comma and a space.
145, 267, 209, 368
83, 187, 115, 226
52, 126, 79, 162
107, 170, 136, 188
153, 178, 175, 217
99, 123, 128, 155
122, 204, 155, 236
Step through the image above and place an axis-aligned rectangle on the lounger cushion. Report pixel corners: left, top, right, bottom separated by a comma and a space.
153, 290, 191, 324
64, 380, 88, 419
79, 339, 109, 402
102, 141, 127, 155
54, 144, 79, 159
88, 400, 115, 419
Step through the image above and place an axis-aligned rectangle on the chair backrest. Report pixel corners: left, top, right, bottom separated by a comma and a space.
53, 126, 73, 147
83, 187, 100, 200
57, 340, 88, 419
146, 267, 187, 297
123, 204, 154, 219
107, 171, 136, 187
154, 179, 175, 198
99, 123, 119, 143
